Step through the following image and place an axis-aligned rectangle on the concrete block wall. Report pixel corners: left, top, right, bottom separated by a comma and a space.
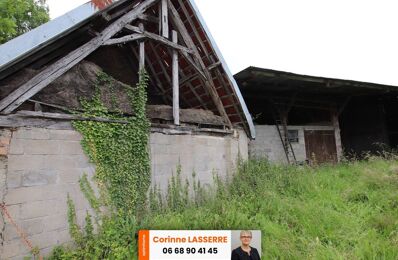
0, 127, 249, 259
250, 125, 338, 164
0, 128, 96, 259
150, 129, 248, 191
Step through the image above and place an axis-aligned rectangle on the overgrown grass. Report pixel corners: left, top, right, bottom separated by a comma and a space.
50, 157, 398, 259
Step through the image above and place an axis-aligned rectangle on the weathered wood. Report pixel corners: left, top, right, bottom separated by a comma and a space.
0, 115, 73, 129
179, 51, 207, 80
0, 0, 159, 114
208, 61, 221, 71
172, 30, 180, 125
128, 44, 172, 104
124, 24, 192, 54
331, 110, 343, 161
103, 34, 145, 46
138, 14, 160, 23
28, 99, 78, 112
139, 23, 145, 70
161, 0, 169, 38
167, 0, 232, 127
16, 110, 129, 124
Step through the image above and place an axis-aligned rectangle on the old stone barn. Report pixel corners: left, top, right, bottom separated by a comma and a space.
0, 0, 254, 258
235, 67, 398, 164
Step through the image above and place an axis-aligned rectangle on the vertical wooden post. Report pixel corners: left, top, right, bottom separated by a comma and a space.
172, 30, 179, 125
161, 0, 169, 38
331, 109, 343, 162
139, 23, 145, 70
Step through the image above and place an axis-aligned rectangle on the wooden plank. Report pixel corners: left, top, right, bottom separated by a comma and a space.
179, 51, 207, 80
0, 0, 159, 114
139, 23, 145, 70
15, 110, 129, 124
103, 34, 145, 45
172, 30, 180, 125
167, 0, 231, 127
138, 14, 160, 23
208, 61, 221, 71
127, 44, 171, 104
161, 0, 169, 38
124, 25, 193, 53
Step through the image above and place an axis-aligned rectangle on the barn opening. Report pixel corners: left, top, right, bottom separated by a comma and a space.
235, 67, 398, 164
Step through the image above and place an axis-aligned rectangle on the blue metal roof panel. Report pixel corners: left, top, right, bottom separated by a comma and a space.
0, 1, 123, 72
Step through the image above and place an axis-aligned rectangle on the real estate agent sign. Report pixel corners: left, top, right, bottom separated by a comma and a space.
138, 230, 262, 260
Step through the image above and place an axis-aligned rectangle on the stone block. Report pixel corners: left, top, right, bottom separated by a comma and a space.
8, 155, 45, 171
4, 218, 44, 241
29, 231, 59, 249
60, 141, 84, 155
14, 128, 50, 140
43, 214, 68, 232
9, 139, 24, 155
6, 186, 60, 205
22, 170, 57, 187
20, 200, 58, 220
7, 171, 23, 189
1, 241, 21, 259
49, 129, 82, 141
24, 140, 60, 155
58, 169, 79, 184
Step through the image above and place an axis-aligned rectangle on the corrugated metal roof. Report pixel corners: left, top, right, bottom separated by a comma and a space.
0, 0, 123, 72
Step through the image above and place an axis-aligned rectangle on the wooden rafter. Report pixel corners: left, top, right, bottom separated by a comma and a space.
123, 24, 193, 54
167, 0, 232, 127
0, 0, 159, 114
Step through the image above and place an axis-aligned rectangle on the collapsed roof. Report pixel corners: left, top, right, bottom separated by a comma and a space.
0, 0, 255, 138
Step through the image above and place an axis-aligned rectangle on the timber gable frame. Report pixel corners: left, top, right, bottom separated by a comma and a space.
0, 0, 255, 138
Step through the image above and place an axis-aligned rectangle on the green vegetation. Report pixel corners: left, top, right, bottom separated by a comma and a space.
0, 0, 49, 44
51, 156, 398, 259
50, 69, 397, 259
72, 70, 151, 213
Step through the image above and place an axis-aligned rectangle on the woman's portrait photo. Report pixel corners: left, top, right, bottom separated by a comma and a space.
231, 230, 261, 260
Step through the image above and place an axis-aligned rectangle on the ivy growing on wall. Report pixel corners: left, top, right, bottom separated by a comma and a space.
73, 70, 151, 213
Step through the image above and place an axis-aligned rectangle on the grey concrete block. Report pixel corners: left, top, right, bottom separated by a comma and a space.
20, 200, 58, 220
60, 141, 84, 155
49, 129, 82, 141
8, 155, 45, 171
8, 139, 24, 155
6, 186, 60, 205
22, 170, 57, 187
1, 241, 21, 259
14, 128, 50, 140
43, 214, 68, 232
7, 171, 23, 189
24, 140, 60, 155
4, 219, 44, 241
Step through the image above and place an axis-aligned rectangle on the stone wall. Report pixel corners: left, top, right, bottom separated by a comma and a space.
250, 125, 340, 164
0, 126, 248, 259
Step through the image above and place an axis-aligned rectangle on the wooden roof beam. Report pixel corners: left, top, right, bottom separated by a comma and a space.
167, 0, 232, 127
124, 24, 193, 54
0, 0, 160, 114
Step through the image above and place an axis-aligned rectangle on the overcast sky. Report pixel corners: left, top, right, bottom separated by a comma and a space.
47, 0, 398, 86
